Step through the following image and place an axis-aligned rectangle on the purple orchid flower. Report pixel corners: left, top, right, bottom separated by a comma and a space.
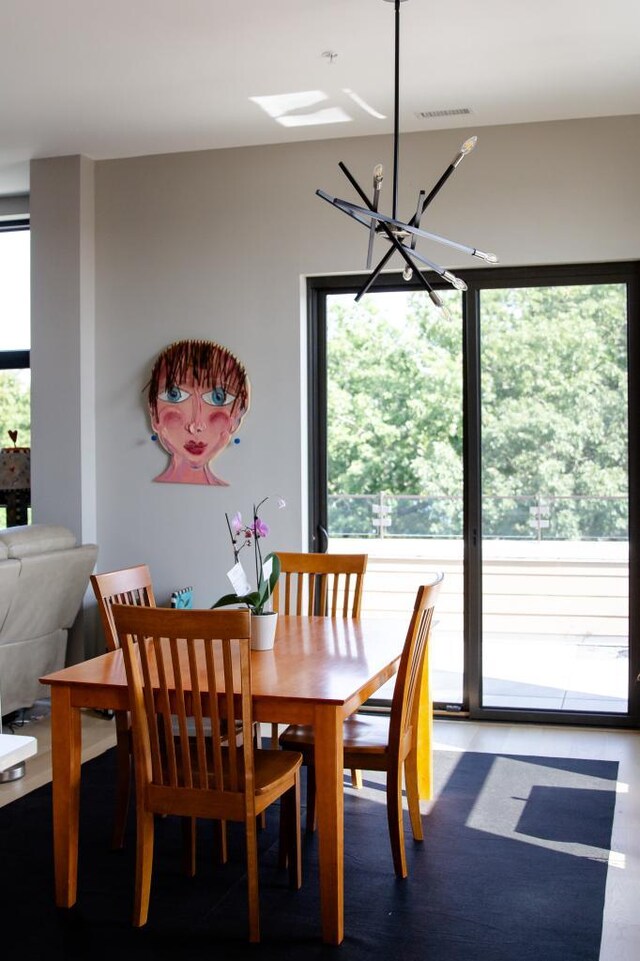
253, 518, 269, 538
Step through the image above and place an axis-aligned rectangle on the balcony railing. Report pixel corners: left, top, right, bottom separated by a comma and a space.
328, 493, 628, 541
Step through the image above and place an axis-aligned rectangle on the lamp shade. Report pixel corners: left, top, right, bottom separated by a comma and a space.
0, 447, 30, 491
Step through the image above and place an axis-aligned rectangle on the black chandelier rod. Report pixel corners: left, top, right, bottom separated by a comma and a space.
392, 0, 401, 221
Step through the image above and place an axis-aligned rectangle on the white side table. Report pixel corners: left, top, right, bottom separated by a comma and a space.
0, 733, 38, 782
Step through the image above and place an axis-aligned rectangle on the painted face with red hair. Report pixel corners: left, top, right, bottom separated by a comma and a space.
148, 339, 250, 486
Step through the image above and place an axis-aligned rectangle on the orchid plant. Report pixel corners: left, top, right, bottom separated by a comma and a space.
211, 497, 283, 616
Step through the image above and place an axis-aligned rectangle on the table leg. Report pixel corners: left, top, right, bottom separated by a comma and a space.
50, 686, 82, 907
313, 705, 344, 945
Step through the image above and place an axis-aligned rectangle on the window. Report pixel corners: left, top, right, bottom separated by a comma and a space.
0, 220, 30, 527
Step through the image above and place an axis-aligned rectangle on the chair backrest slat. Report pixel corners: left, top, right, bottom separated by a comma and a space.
273, 553, 367, 619
91, 565, 156, 653
112, 605, 252, 800
388, 575, 444, 762
204, 640, 224, 790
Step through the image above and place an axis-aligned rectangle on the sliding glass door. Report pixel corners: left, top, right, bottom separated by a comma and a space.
479, 283, 629, 713
308, 262, 639, 726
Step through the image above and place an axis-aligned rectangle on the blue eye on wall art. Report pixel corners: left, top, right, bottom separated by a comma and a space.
146, 339, 251, 487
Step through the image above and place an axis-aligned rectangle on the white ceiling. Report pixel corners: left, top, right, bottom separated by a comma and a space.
1, 0, 639, 196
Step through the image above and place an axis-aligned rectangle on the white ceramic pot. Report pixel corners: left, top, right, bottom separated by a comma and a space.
250, 611, 278, 651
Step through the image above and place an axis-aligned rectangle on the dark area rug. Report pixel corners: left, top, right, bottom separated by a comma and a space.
0, 747, 617, 960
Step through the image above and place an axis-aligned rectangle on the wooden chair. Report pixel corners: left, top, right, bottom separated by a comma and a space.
111, 604, 302, 942
272, 551, 367, 618
270, 551, 368, 778
279, 574, 443, 878
90, 565, 156, 849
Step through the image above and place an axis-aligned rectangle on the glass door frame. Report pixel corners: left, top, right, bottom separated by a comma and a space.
308, 261, 640, 729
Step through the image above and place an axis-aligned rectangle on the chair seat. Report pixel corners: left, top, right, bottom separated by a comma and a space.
167, 741, 302, 795
253, 748, 303, 794
280, 712, 390, 756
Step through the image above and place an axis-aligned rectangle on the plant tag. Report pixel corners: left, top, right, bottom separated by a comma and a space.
227, 562, 252, 596
262, 557, 273, 582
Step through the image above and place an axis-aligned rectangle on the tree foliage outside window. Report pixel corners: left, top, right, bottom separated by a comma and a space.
326, 283, 628, 541
0, 371, 31, 447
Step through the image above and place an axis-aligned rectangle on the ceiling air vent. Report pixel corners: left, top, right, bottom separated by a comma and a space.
415, 107, 472, 119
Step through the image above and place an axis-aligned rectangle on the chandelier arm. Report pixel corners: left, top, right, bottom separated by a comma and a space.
316, 190, 375, 230
394, 243, 468, 290
393, 241, 460, 281
355, 248, 395, 302
366, 180, 382, 269
336, 159, 385, 269
356, 246, 396, 301
338, 161, 376, 209
410, 190, 426, 248
415, 163, 459, 222
326, 195, 481, 256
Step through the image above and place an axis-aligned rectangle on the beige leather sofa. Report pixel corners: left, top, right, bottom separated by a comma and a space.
0, 525, 98, 718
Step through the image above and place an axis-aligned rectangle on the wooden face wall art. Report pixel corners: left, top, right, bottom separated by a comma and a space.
147, 339, 250, 486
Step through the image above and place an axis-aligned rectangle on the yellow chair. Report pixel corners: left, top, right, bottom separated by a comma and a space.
280, 574, 443, 878
112, 604, 302, 942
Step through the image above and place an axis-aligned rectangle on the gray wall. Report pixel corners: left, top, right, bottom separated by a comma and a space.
29, 115, 640, 650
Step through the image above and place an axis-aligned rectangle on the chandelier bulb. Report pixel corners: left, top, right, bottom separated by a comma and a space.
452, 135, 479, 169
442, 270, 468, 291
474, 249, 499, 264
402, 264, 413, 281
373, 163, 384, 185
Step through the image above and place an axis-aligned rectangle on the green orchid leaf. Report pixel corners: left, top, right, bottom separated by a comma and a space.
211, 591, 261, 610
266, 552, 281, 593
257, 552, 281, 602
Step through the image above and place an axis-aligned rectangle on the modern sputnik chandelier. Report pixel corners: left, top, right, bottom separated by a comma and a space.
317, 0, 498, 306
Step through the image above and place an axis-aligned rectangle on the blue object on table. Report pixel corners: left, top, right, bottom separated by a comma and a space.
170, 586, 193, 609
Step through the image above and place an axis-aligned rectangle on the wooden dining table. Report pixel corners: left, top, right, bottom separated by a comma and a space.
40, 613, 433, 945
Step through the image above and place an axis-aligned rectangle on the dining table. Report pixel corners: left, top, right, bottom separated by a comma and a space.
40, 612, 433, 945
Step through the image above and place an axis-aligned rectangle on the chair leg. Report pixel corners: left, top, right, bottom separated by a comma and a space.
253, 726, 267, 830
245, 816, 261, 942
350, 768, 363, 789
280, 777, 302, 889
404, 754, 424, 841
181, 816, 197, 877
133, 809, 155, 927
386, 764, 408, 879
305, 763, 317, 833
213, 819, 228, 864
270, 722, 279, 750
112, 721, 132, 849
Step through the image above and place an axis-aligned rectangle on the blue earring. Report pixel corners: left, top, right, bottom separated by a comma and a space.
233, 437, 241, 445
151, 433, 158, 442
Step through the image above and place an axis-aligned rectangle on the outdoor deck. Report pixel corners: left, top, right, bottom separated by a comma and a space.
330, 537, 629, 713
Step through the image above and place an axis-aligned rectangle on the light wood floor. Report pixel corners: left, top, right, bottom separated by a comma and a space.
1, 710, 638, 960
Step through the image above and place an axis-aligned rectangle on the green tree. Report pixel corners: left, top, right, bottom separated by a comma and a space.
326, 282, 628, 540
327, 292, 463, 496
0, 371, 31, 447
479, 284, 627, 537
